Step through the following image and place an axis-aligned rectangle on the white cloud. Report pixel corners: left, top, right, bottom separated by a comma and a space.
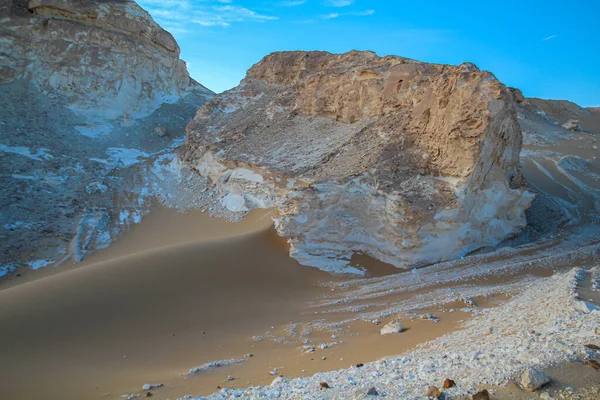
543, 34, 557, 41
213, 5, 279, 21
280, 0, 306, 6
318, 9, 374, 21
138, 0, 278, 30
354, 9, 374, 16
325, 0, 355, 6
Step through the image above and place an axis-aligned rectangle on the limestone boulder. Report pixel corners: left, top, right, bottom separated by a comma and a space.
184, 51, 534, 273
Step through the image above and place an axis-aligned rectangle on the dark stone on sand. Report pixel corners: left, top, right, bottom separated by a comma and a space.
427, 386, 442, 398
472, 389, 490, 400
366, 387, 379, 396
585, 359, 600, 370
443, 379, 456, 388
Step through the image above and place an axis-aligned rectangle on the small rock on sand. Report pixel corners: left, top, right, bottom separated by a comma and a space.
584, 344, 599, 351
540, 392, 554, 400
142, 383, 163, 391
427, 386, 442, 398
561, 119, 580, 131
153, 125, 168, 137
443, 379, 456, 389
320, 382, 330, 389
471, 389, 490, 400
585, 359, 600, 370
355, 387, 379, 397
520, 369, 550, 392
380, 321, 403, 335
574, 300, 600, 314
271, 376, 286, 386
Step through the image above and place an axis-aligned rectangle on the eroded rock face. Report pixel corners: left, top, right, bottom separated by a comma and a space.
184, 51, 534, 273
0, 0, 198, 119
0, 1, 213, 274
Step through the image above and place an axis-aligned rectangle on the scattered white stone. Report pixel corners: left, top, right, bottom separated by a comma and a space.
553, 340, 572, 354
520, 369, 550, 392
574, 300, 600, 314
380, 321, 403, 335
186, 358, 244, 375
271, 376, 286, 386
142, 383, 163, 391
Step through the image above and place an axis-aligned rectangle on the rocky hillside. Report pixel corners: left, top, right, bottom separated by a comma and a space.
0, 0, 213, 277
183, 51, 534, 273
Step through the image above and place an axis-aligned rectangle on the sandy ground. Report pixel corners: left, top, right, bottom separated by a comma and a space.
0, 206, 508, 400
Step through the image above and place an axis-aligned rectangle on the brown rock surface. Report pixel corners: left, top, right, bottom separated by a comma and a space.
471, 389, 490, 400
427, 386, 442, 398
184, 51, 534, 273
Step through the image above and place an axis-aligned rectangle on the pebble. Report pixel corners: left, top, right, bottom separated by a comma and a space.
471, 389, 490, 400
380, 321, 403, 335
366, 387, 379, 396
520, 369, 550, 392
427, 386, 442, 398
443, 378, 456, 388
573, 300, 600, 314
320, 382, 330, 389
142, 384, 163, 391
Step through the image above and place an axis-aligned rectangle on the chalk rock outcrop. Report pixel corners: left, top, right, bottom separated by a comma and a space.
184, 51, 534, 273
0, 0, 198, 119
0, 1, 213, 274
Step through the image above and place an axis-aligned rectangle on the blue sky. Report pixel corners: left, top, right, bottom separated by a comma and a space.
139, 0, 599, 106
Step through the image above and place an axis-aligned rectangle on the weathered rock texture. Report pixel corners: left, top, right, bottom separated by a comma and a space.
0, 0, 199, 119
184, 51, 534, 273
0, 0, 213, 275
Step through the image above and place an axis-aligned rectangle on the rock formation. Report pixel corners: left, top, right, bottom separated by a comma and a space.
183, 51, 534, 273
0, 0, 199, 120
0, 0, 213, 274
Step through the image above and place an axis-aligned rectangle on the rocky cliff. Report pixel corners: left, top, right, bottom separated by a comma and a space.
0, 0, 198, 120
184, 51, 534, 273
0, 0, 213, 276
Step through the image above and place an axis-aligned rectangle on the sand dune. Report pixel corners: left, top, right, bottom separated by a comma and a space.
0, 208, 330, 399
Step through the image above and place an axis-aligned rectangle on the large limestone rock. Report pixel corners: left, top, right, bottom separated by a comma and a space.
183, 51, 534, 273
0, 0, 199, 119
0, 0, 213, 273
